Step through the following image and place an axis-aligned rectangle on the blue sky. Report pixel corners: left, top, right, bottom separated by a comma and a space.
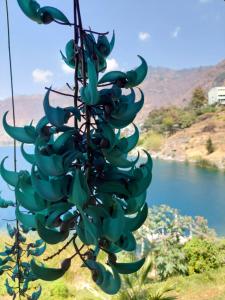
0, 0, 224, 99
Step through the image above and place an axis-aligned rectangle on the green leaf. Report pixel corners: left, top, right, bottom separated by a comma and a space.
99, 71, 126, 85
117, 124, 139, 153
30, 259, 70, 281
131, 55, 148, 86
125, 203, 148, 232
17, 0, 40, 23
21, 143, 36, 164
36, 216, 69, 244
86, 260, 105, 285
87, 260, 121, 295
116, 231, 136, 252
15, 182, 46, 212
80, 59, 99, 105
33, 239, 44, 248
97, 181, 129, 197
0, 194, 14, 208
52, 130, 74, 153
103, 150, 139, 168
31, 166, 66, 202
0, 257, 13, 266
127, 152, 152, 197
6, 224, 15, 238
35, 148, 65, 177
31, 286, 42, 300
77, 210, 99, 246
17, 0, 69, 25
45, 203, 72, 228
38, 6, 69, 24
5, 279, 14, 296
111, 89, 144, 121
28, 243, 46, 257
16, 206, 37, 229
126, 191, 147, 214
69, 169, 90, 208
109, 90, 144, 129
0, 157, 19, 186
103, 203, 125, 242
43, 89, 75, 127
99, 267, 121, 295
3, 111, 36, 143
97, 35, 111, 57
111, 257, 145, 274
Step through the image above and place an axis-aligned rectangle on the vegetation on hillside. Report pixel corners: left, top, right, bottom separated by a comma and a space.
143, 87, 219, 136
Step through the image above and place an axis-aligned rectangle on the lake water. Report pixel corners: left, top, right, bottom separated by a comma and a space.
0, 147, 225, 235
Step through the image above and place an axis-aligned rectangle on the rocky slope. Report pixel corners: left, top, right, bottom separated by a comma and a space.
153, 110, 225, 170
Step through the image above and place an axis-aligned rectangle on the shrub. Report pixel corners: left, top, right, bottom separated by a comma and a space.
138, 132, 165, 151
206, 137, 215, 154
195, 158, 218, 170
183, 238, 220, 275
50, 281, 70, 298
155, 242, 188, 280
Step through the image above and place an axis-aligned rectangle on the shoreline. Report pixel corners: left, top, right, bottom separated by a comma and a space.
134, 147, 225, 172
1, 143, 224, 172
150, 151, 225, 171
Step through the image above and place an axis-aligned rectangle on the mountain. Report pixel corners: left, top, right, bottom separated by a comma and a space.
0, 60, 225, 145
138, 59, 225, 123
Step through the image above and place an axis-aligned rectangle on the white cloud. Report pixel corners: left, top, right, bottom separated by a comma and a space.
32, 69, 53, 83
139, 32, 150, 41
171, 26, 181, 38
61, 61, 74, 74
106, 58, 119, 72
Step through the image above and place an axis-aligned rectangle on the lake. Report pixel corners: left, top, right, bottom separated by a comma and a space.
0, 147, 225, 235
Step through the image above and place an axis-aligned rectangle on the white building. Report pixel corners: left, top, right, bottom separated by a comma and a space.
208, 87, 225, 105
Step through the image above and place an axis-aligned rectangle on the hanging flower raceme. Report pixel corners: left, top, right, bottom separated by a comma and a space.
0, 192, 44, 299
0, 0, 152, 296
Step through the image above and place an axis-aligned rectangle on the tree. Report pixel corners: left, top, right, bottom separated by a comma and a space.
0, 0, 151, 297
162, 116, 174, 134
206, 137, 215, 154
190, 87, 207, 109
183, 238, 220, 275
136, 205, 215, 280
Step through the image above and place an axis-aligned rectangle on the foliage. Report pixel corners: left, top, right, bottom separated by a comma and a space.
143, 87, 218, 138
137, 205, 215, 253
183, 238, 220, 275
136, 205, 215, 280
206, 137, 215, 154
138, 132, 165, 151
189, 87, 207, 110
0, 0, 151, 297
49, 281, 70, 298
143, 106, 196, 135
154, 242, 187, 280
